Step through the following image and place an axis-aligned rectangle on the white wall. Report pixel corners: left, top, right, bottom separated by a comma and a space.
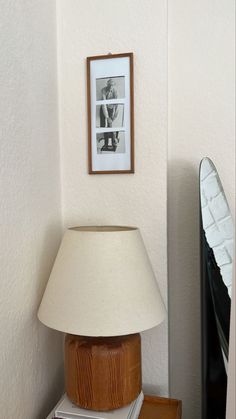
0, 1, 64, 418
1, 2, 234, 418
57, 0, 169, 396
168, 1, 235, 418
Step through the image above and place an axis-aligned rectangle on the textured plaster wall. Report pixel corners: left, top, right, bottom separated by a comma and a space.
168, 1, 235, 418
1, 2, 234, 418
57, 0, 168, 395
0, 1, 64, 418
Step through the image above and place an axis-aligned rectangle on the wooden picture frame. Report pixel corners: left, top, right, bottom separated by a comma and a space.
87, 53, 134, 174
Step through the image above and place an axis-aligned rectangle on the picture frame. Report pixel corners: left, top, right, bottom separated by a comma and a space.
87, 53, 134, 174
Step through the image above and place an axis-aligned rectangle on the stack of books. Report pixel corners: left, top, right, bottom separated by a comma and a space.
46, 392, 144, 419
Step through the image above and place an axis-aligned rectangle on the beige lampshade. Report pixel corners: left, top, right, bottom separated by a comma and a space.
38, 226, 166, 336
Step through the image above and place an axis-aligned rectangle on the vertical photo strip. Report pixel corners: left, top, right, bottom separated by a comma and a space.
87, 53, 134, 174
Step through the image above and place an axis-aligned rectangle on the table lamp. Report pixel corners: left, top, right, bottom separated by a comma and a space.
38, 226, 166, 411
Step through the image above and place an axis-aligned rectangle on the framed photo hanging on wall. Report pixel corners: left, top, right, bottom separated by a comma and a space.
87, 53, 134, 174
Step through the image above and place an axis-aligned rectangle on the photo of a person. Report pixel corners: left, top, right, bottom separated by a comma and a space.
96, 76, 125, 101
97, 131, 125, 154
99, 78, 119, 151
87, 53, 134, 173
96, 104, 124, 128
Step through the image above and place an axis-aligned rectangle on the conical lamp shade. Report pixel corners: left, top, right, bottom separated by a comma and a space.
38, 226, 166, 336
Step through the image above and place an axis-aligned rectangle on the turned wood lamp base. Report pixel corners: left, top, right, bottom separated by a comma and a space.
64, 333, 142, 411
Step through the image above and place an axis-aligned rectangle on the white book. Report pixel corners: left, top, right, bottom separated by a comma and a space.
50, 391, 144, 419
126, 392, 144, 419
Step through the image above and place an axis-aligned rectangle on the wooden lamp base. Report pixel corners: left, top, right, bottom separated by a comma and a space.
64, 333, 142, 411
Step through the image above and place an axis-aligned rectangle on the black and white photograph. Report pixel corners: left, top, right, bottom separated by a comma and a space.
96, 104, 124, 129
87, 53, 134, 174
96, 76, 125, 101
96, 131, 125, 154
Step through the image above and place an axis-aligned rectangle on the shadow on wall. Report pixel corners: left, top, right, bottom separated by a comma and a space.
168, 159, 201, 419
35, 225, 65, 419
141, 323, 168, 397
36, 348, 64, 419
35, 224, 63, 306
